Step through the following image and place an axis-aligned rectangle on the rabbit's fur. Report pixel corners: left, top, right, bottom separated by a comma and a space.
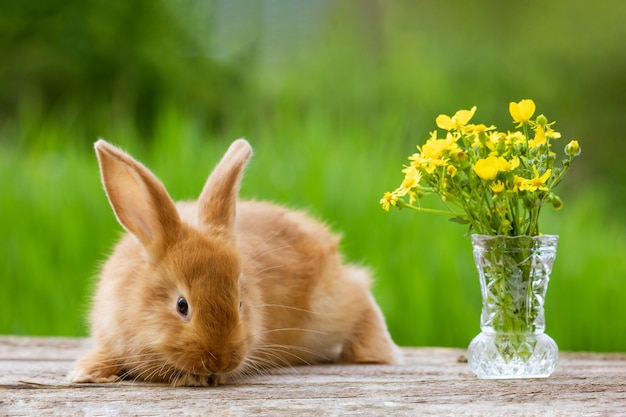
69, 139, 398, 386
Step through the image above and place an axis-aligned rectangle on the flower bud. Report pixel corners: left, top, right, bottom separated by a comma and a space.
565, 140, 581, 156
550, 194, 563, 210
496, 139, 507, 154
453, 151, 468, 162
535, 114, 548, 126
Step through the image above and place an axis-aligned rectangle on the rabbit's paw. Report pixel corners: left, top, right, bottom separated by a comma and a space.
68, 349, 122, 384
172, 373, 220, 387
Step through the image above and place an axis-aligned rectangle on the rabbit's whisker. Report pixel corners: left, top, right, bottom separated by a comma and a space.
255, 345, 313, 367
256, 303, 331, 316
261, 327, 329, 336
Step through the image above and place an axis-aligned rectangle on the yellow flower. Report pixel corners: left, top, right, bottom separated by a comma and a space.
488, 131, 507, 144
421, 139, 445, 160
416, 133, 459, 174
461, 123, 497, 144
473, 156, 500, 180
490, 181, 505, 193
380, 192, 398, 211
462, 123, 495, 135
545, 126, 561, 140
382, 99, 580, 237
512, 175, 525, 192
520, 166, 552, 192
472, 155, 517, 181
409, 153, 429, 169
509, 99, 536, 125
420, 132, 460, 160
393, 186, 418, 205
529, 125, 547, 148
497, 156, 520, 172
401, 177, 416, 190
484, 131, 506, 154
536, 115, 562, 140
506, 131, 526, 145
436, 106, 477, 131
400, 166, 422, 190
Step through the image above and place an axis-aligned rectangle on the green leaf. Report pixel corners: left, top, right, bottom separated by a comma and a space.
449, 216, 470, 225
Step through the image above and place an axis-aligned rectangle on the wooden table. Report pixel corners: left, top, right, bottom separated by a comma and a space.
1, 336, 625, 416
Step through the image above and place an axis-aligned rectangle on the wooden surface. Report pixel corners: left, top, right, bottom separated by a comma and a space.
1, 336, 625, 416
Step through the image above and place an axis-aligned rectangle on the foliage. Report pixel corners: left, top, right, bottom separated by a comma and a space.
0, 0, 248, 137
1, 0, 626, 354
2, 112, 626, 354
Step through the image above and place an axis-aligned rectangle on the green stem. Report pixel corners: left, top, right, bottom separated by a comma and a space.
523, 122, 531, 158
403, 204, 461, 217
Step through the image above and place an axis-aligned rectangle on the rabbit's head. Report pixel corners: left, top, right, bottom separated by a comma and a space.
93, 139, 259, 379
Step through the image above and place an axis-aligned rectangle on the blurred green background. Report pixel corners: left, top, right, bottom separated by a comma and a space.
2, 0, 625, 352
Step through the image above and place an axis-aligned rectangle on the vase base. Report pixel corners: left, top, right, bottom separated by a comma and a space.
468, 332, 558, 379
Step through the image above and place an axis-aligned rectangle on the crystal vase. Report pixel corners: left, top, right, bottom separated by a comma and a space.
467, 234, 559, 379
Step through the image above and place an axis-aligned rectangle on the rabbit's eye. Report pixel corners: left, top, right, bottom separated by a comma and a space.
176, 297, 189, 317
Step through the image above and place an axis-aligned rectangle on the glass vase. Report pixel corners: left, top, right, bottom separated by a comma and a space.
467, 234, 559, 379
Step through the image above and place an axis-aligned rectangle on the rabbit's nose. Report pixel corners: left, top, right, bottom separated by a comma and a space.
206, 353, 238, 373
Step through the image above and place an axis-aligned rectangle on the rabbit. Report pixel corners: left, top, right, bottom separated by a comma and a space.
69, 138, 399, 387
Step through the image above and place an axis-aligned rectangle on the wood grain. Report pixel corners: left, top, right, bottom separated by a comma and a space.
1, 336, 625, 416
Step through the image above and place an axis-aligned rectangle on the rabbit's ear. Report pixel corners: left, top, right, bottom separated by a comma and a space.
197, 139, 252, 234
95, 139, 180, 259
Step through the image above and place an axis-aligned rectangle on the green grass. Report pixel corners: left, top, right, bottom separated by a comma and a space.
2, 107, 626, 352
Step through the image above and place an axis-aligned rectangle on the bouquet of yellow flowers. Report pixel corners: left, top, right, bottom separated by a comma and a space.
381, 99, 581, 236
